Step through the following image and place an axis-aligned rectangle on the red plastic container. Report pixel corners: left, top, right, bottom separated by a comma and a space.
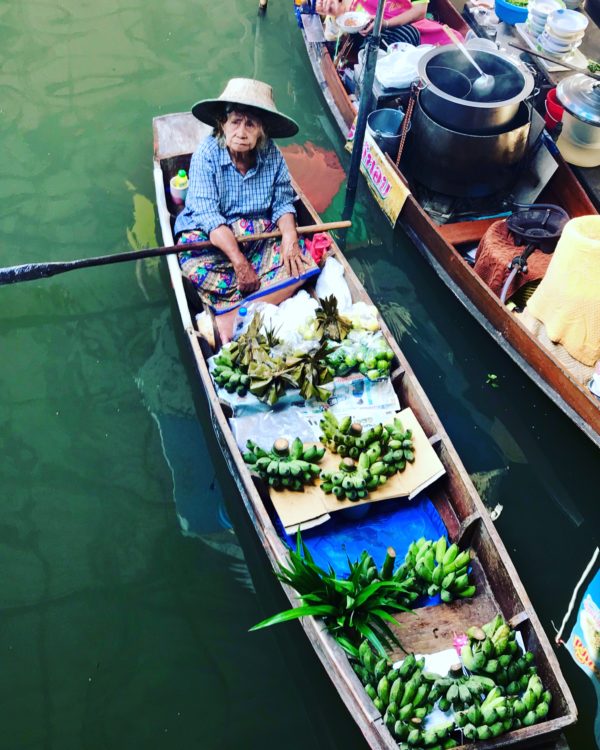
545, 87, 564, 130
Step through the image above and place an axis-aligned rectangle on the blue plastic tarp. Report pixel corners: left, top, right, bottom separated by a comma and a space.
280, 494, 447, 579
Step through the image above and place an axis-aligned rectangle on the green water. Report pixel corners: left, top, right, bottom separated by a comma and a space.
1, 0, 599, 747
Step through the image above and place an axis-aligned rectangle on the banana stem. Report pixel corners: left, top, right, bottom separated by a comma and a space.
381, 547, 397, 580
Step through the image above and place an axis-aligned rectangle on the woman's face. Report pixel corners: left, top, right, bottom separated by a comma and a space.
315, 0, 345, 16
223, 111, 263, 155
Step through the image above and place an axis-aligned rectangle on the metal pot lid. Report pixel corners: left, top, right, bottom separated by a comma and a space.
557, 74, 600, 126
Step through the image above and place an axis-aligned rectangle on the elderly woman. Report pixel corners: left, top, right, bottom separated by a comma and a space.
175, 78, 319, 342
317, 0, 428, 47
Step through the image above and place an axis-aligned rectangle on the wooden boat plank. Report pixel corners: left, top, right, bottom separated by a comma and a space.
439, 218, 503, 246
389, 598, 502, 658
153, 112, 577, 749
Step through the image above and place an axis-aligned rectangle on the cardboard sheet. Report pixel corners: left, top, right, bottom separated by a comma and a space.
269, 407, 446, 533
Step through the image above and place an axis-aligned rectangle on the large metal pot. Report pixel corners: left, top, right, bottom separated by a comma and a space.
417, 48, 534, 134
408, 97, 531, 197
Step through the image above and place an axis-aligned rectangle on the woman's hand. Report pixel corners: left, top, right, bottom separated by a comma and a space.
209, 225, 260, 295
359, 16, 375, 35
282, 235, 309, 279
233, 256, 260, 294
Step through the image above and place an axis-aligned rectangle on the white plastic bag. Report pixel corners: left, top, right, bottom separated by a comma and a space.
375, 44, 434, 90
315, 257, 352, 312
276, 290, 320, 345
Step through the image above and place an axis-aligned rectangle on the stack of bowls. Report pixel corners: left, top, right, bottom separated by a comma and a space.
538, 8, 588, 59
526, 0, 564, 39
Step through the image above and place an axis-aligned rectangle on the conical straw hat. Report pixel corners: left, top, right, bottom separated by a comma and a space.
191, 78, 299, 138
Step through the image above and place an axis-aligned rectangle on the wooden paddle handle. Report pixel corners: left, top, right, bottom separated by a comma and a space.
0, 220, 353, 285
229, 220, 352, 246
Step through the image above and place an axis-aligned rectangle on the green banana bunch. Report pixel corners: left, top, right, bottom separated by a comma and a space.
391, 564, 422, 606
243, 437, 324, 491
395, 718, 455, 748
358, 639, 378, 675
407, 536, 476, 602
510, 675, 552, 729
457, 684, 514, 741
319, 413, 383, 458
212, 363, 250, 396
356, 642, 446, 741
380, 416, 416, 470
320, 450, 389, 501
462, 615, 536, 688
461, 616, 513, 677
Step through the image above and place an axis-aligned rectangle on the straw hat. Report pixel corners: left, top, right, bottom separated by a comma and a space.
191, 78, 299, 139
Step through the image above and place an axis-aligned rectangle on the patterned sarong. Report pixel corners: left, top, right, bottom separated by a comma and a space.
177, 218, 320, 314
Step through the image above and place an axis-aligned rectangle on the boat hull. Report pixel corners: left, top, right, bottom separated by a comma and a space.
152, 111, 577, 750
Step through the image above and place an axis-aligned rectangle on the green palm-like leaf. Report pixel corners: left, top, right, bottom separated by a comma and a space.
335, 636, 360, 659
354, 621, 388, 658
370, 608, 403, 626
354, 580, 388, 607
249, 532, 416, 656
250, 604, 338, 631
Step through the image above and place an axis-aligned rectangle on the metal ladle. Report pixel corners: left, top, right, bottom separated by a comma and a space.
442, 25, 495, 95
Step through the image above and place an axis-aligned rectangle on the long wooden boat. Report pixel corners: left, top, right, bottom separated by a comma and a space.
153, 112, 576, 749
299, 1, 600, 450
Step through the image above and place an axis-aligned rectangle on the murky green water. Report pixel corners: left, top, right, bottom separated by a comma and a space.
1, 0, 599, 747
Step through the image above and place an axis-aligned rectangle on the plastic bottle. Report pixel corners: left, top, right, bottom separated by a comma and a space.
232, 306, 249, 340
173, 169, 188, 188
169, 169, 189, 205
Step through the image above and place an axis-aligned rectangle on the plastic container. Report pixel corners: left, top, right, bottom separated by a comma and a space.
494, 0, 528, 25
545, 87, 564, 129
169, 169, 189, 205
366, 108, 407, 157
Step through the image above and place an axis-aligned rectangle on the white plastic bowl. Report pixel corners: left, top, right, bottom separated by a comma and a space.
539, 32, 572, 53
546, 8, 589, 35
336, 11, 371, 33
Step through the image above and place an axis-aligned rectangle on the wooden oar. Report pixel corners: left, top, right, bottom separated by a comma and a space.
0, 220, 351, 286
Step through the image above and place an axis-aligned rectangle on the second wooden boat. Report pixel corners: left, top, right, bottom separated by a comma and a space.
298, 1, 600, 450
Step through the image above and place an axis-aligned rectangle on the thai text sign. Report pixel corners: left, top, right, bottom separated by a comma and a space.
346, 121, 410, 226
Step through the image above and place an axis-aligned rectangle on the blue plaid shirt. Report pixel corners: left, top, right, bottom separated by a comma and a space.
174, 136, 296, 236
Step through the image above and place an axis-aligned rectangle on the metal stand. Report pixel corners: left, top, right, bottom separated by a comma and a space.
341, 0, 386, 225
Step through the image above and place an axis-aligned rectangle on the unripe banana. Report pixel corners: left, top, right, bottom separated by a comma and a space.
442, 543, 459, 566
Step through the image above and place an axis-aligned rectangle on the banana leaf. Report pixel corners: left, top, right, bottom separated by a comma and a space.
249, 358, 299, 405
315, 295, 352, 342
288, 342, 333, 402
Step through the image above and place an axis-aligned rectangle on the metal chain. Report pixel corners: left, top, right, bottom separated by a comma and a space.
395, 81, 421, 168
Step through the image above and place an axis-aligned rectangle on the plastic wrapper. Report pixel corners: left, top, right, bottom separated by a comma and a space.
346, 301, 380, 331
231, 403, 321, 450
275, 290, 320, 346
326, 330, 394, 379
228, 371, 399, 449
315, 257, 352, 312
